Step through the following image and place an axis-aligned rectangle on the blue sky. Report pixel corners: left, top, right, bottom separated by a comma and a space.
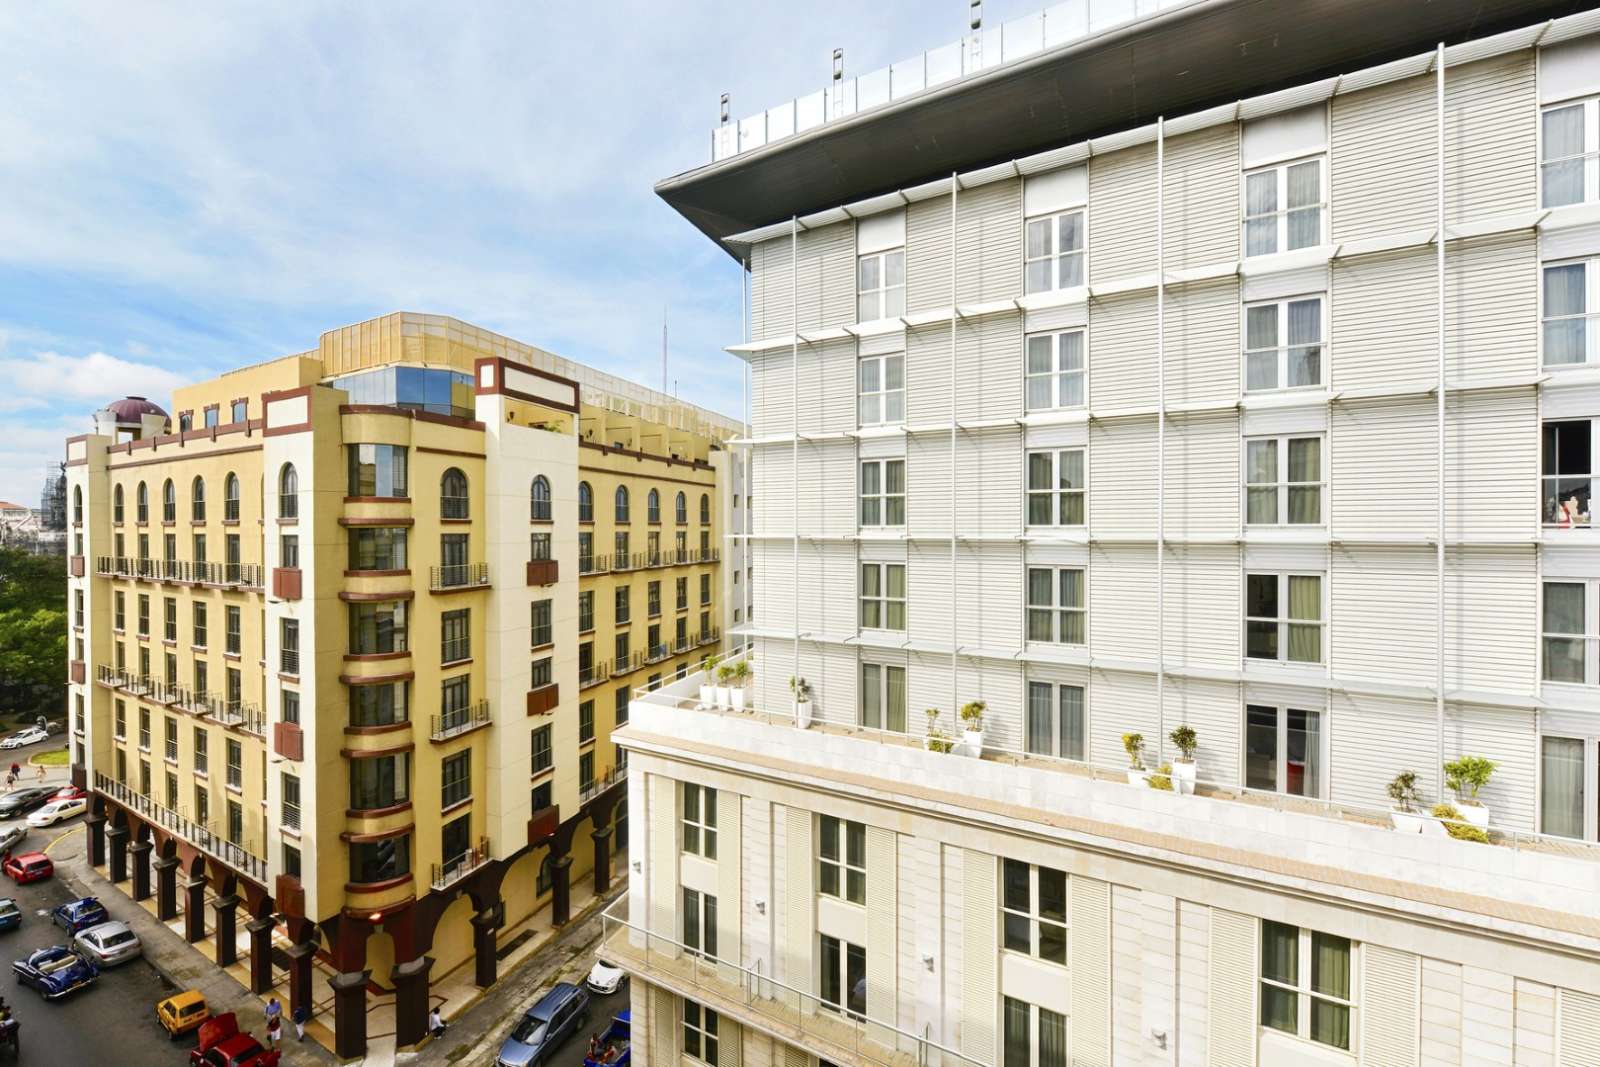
0, 2, 1040, 505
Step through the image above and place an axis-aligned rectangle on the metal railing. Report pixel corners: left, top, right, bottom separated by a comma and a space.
430, 700, 491, 741
579, 663, 610, 689
95, 771, 268, 882
92, 556, 263, 588
645, 643, 672, 665
613, 651, 642, 676
282, 800, 300, 832
431, 837, 492, 891
695, 628, 722, 647
431, 562, 489, 590
279, 648, 300, 676
440, 495, 470, 520
278, 493, 299, 520
441, 638, 471, 664
212, 701, 265, 735
580, 763, 627, 805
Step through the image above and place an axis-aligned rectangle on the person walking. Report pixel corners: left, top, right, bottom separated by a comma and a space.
264, 996, 282, 1033
429, 1005, 446, 1039
292, 1002, 309, 1042
33, 765, 43, 784
265, 1013, 281, 1049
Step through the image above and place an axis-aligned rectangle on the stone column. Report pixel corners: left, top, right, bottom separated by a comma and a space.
391, 956, 434, 1049
330, 970, 371, 1060
129, 839, 152, 901
154, 855, 179, 920
86, 814, 106, 867
106, 824, 129, 883
592, 824, 613, 895
247, 917, 276, 995
212, 894, 240, 967
286, 942, 316, 1024
471, 907, 499, 988
551, 853, 574, 927
183, 877, 207, 942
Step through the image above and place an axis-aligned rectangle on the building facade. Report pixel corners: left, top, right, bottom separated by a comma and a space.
62, 312, 742, 1057
615, 4, 1600, 1067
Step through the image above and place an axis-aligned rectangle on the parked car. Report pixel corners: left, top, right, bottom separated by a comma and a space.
0, 786, 56, 818
496, 982, 591, 1067
2, 851, 52, 884
0, 897, 21, 932
48, 784, 87, 803
75, 920, 141, 966
27, 796, 87, 827
51, 897, 109, 934
586, 958, 626, 995
12, 944, 97, 999
43, 720, 64, 736
156, 990, 212, 1039
0, 727, 49, 750
0, 824, 26, 853
582, 1011, 631, 1067
188, 1013, 280, 1067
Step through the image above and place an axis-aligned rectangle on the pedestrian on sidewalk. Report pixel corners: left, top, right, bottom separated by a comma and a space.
266, 1013, 281, 1049
264, 996, 282, 1031
429, 1005, 446, 1039
292, 1002, 309, 1042
34, 764, 43, 783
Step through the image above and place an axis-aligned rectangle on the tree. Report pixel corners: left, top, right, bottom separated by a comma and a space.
0, 548, 66, 717
0, 548, 64, 613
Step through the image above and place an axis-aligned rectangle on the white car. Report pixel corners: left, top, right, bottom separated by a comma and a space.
27, 797, 87, 827
0, 825, 25, 853
586, 958, 626, 995
74, 920, 142, 966
0, 727, 48, 750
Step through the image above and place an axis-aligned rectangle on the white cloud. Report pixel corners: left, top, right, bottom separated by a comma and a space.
0, 350, 186, 406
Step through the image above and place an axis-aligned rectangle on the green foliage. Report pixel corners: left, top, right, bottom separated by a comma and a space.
1149, 763, 1174, 791
0, 551, 67, 719
732, 659, 750, 683
715, 664, 734, 683
1431, 803, 1489, 843
0, 549, 64, 613
1387, 770, 1419, 813
1169, 724, 1198, 761
1442, 755, 1496, 802
959, 700, 986, 728
1122, 732, 1145, 770
789, 676, 811, 702
924, 708, 954, 754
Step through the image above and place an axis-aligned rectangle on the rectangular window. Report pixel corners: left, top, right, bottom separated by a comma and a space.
348, 527, 408, 571
225, 606, 241, 655
1026, 567, 1086, 645
137, 595, 150, 637
281, 772, 301, 831
226, 799, 242, 843
859, 563, 906, 631
279, 533, 299, 570
349, 600, 410, 656
114, 592, 125, 632
579, 701, 595, 743
441, 751, 471, 808
615, 685, 629, 726
579, 751, 594, 792
647, 581, 661, 617
163, 598, 177, 642
1002, 859, 1068, 966
857, 248, 905, 322
531, 657, 553, 688
192, 533, 205, 562
1246, 573, 1323, 664
1245, 295, 1323, 391
818, 814, 866, 904
859, 460, 906, 527
530, 599, 552, 647
192, 603, 207, 648
193, 728, 208, 773
1025, 682, 1085, 761
531, 781, 552, 812
349, 833, 411, 884
819, 934, 867, 1020
1540, 735, 1588, 839
1024, 208, 1086, 293
1024, 329, 1086, 411
1542, 579, 1598, 685
530, 531, 551, 561
138, 707, 151, 750
164, 717, 178, 762
281, 688, 300, 725
283, 843, 302, 878
1003, 996, 1069, 1067
1244, 157, 1324, 256
350, 682, 408, 727
280, 618, 299, 675
349, 753, 409, 810
614, 530, 629, 560
682, 1000, 719, 1067
1542, 97, 1599, 208
1245, 704, 1324, 798
231, 399, 247, 423
1260, 921, 1353, 1051
615, 585, 631, 625
1245, 436, 1323, 525
578, 591, 594, 633
225, 738, 242, 790
1543, 258, 1599, 367
613, 632, 630, 670
531, 725, 552, 774
346, 443, 408, 497
683, 887, 718, 960
1026, 449, 1086, 526
676, 577, 689, 611
858, 354, 905, 426
1542, 418, 1594, 527
194, 784, 208, 824
682, 783, 717, 858
700, 573, 711, 605
860, 662, 907, 733
439, 676, 469, 730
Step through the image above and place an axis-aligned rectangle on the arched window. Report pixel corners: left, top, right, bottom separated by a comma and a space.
223, 473, 240, 522
577, 481, 593, 523
112, 484, 124, 524
278, 464, 299, 520
536, 852, 553, 895
136, 482, 149, 523
614, 485, 630, 523
162, 479, 176, 523
72, 486, 82, 525
530, 476, 551, 521
700, 493, 711, 524
440, 468, 468, 519
191, 477, 206, 522
675, 491, 687, 524
646, 488, 661, 523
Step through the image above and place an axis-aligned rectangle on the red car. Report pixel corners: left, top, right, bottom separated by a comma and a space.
2, 851, 52, 884
49, 785, 87, 803
189, 1013, 281, 1067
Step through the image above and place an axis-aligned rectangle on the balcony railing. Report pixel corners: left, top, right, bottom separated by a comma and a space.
579, 550, 722, 576
93, 556, 263, 589
94, 771, 268, 883
613, 651, 642, 676
579, 554, 606, 575
579, 663, 610, 689
431, 837, 493, 891
431, 700, 491, 741
431, 562, 489, 590
696, 628, 722, 647
212, 701, 266, 735
440, 495, 470, 520
645, 643, 672, 665
580, 763, 627, 805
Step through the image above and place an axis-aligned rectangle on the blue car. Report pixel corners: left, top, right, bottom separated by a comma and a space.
0, 898, 21, 932
13, 945, 98, 999
496, 982, 590, 1066
52, 897, 109, 934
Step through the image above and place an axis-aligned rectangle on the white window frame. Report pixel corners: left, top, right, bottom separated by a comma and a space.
859, 459, 905, 527
1541, 96, 1600, 209
1023, 207, 1087, 294
818, 933, 867, 1021
1243, 434, 1324, 526
1003, 996, 1070, 1067
1540, 734, 1596, 841
817, 813, 866, 905
1542, 256, 1600, 368
683, 886, 718, 960
858, 353, 905, 427
1542, 578, 1599, 687
682, 999, 719, 1067
1243, 703, 1327, 799
859, 662, 907, 733
1025, 449, 1086, 528
1540, 416, 1595, 529
1245, 572, 1325, 665
1025, 680, 1086, 761
1000, 858, 1069, 965
1243, 294, 1325, 393
859, 562, 906, 632
1026, 566, 1086, 645
681, 782, 717, 859
1259, 921, 1357, 1053
857, 248, 905, 323
1024, 328, 1087, 411
1242, 155, 1326, 257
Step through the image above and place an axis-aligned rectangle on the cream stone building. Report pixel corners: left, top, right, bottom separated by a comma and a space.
612, 2, 1600, 1066
62, 312, 742, 1057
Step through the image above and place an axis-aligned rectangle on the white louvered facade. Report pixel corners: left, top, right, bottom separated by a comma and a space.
617, 9, 1600, 1067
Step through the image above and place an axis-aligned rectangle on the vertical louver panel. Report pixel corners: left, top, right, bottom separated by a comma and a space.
1088, 668, 1158, 769
1444, 388, 1538, 544
1162, 277, 1240, 409
1443, 547, 1538, 699
1331, 545, 1438, 685
1361, 944, 1420, 1067
1513, 978, 1556, 1067
954, 315, 1023, 423
1420, 958, 1463, 1067
793, 222, 854, 332
1163, 123, 1242, 270
719, 1015, 744, 1067
1163, 413, 1242, 543
751, 352, 795, 440
783, 807, 813, 1007
1088, 544, 1159, 661
906, 326, 953, 426
1444, 233, 1537, 381
1206, 909, 1257, 1067
955, 178, 1023, 305
782, 1043, 810, 1067
1162, 676, 1243, 785
961, 849, 998, 1064
905, 428, 953, 538
1089, 142, 1159, 283
1444, 699, 1537, 831
1162, 545, 1243, 672
809, 339, 859, 437
1558, 989, 1600, 1067
1444, 53, 1537, 224
717, 790, 742, 986
1331, 74, 1438, 239
649, 774, 679, 960
907, 196, 954, 313
652, 985, 678, 1067
1177, 901, 1211, 1067
1329, 396, 1438, 541
1328, 690, 1440, 809
753, 237, 796, 340
742, 798, 771, 977
954, 428, 1024, 541
1088, 418, 1158, 538
1070, 875, 1112, 1067
866, 826, 899, 1049
1111, 885, 1146, 1066
1089, 292, 1160, 410
955, 543, 1025, 671
1331, 247, 1439, 394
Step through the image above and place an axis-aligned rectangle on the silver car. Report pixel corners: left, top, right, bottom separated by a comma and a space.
74, 920, 142, 966
0, 824, 26, 854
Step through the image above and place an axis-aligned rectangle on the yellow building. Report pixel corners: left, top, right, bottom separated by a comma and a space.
63, 312, 744, 1057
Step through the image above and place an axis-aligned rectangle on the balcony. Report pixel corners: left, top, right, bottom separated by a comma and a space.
579, 663, 610, 690
578, 554, 608, 576
430, 562, 489, 591
644, 643, 672, 665
526, 558, 560, 586
580, 763, 627, 805
213, 701, 266, 736
612, 651, 642, 676
430, 700, 491, 741
431, 837, 493, 891
94, 771, 268, 883
695, 628, 722, 647
440, 495, 470, 521
93, 556, 263, 589
526, 684, 559, 716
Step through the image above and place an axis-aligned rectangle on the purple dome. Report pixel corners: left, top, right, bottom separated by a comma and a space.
106, 396, 168, 423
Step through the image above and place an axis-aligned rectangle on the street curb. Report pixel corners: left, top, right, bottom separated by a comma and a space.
58, 858, 190, 992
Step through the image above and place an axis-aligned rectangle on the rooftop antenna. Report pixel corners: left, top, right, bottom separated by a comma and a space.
970, 0, 982, 31
662, 306, 668, 393
719, 93, 730, 125
833, 47, 844, 84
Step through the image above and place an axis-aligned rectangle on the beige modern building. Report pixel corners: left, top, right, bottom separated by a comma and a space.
63, 312, 743, 1056
613, 2, 1600, 1066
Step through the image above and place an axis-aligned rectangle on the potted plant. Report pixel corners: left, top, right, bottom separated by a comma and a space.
1431, 803, 1489, 844
698, 654, 717, 708
1123, 733, 1148, 786
714, 664, 734, 709
790, 676, 813, 729
924, 707, 954, 754
959, 700, 987, 757
1387, 770, 1424, 833
1168, 724, 1198, 795
730, 660, 751, 713
1442, 755, 1496, 829
1148, 763, 1174, 792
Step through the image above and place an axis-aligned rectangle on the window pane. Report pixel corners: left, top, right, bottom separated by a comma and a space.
885, 461, 905, 494
1039, 1008, 1068, 1067
1286, 161, 1320, 208
1246, 351, 1278, 392
1261, 920, 1298, 983
1026, 219, 1052, 260
1004, 911, 1032, 954
1544, 264, 1589, 366
1247, 487, 1279, 525
1542, 106, 1586, 208
1246, 217, 1277, 257
1287, 438, 1319, 482
1028, 569, 1053, 607
1261, 985, 1298, 1034
1287, 575, 1320, 621
1059, 570, 1082, 609
1540, 736, 1586, 839
1026, 683, 1053, 755
1003, 998, 1030, 1067
884, 355, 904, 390
1038, 867, 1066, 923
1246, 574, 1278, 618
885, 666, 906, 731
885, 251, 904, 287
1059, 450, 1084, 490
1287, 708, 1322, 798
1311, 999, 1351, 1051
1246, 304, 1279, 350
1245, 705, 1278, 791
1287, 207, 1320, 250
1544, 582, 1585, 634
1026, 260, 1051, 295
1027, 335, 1054, 374
1310, 932, 1350, 998
1246, 170, 1277, 217
859, 256, 880, 291
859, 359, 880, 392
1058, 331, 1084, 371
1039, 920, 1067, 965
886, 565, 905, 599
1059, 686, 1085, 761
1002, 858, 1030, 910
1028, 453, 1054, 492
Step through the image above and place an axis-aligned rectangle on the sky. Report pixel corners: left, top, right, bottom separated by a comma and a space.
0, 1, 1048, 507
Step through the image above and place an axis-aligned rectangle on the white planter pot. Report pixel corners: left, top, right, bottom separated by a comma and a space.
1456, 802, 1490, 828
962, 729, 985, 758
795, 699, 813, 729
1171, 759, 1197, 795
1127, 769, 1150, 787
698, 685, 714, 708
715, 686, 730, 708
1389, 809, 1424, 833
1419, 815, 1447, 838
731, 687, 746, 712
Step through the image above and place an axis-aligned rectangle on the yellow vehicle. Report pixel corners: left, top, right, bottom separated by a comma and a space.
156, 990, 211, 1039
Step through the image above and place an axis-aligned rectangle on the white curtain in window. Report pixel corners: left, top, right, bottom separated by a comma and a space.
1541, 736, 1586, 839
1543, 263, 1588, 365
1026, 682, 1052, 756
